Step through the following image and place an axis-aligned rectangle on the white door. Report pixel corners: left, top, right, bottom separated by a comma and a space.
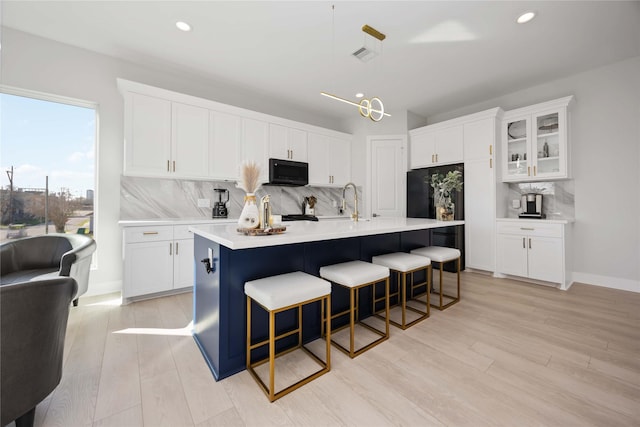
172, 102, 209, 178
173, 238, 195, 289
210, 111, 241, 180
368, 135, 406, 218
496, 234, 528, 277
527, 236, 563, 283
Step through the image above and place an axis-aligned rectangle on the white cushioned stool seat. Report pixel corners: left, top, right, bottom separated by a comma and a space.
411, 246, 461, 263
245, 271, 331, 311
320, 260, 389, 288
372, 252, 431, 273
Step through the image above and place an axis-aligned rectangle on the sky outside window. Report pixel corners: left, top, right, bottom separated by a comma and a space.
1, 93, 95, 197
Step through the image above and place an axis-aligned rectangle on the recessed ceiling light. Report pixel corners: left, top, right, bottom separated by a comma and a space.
355, 93, 364, 98
516, 12, 536, 24
176, 21, 192, 32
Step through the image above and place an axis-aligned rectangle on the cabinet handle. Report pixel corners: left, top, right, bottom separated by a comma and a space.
167, 160, 170, 172
173, 161, 176, 172
436, 153, 438, 163
143, 231, 159, 235
522, 237, 526, 248
533, 166, 537, 176
527, 166, 531, 176
169, 242, 172, 255
489, 145, 493, 155
520, 227, 534, 231
175, 242, 179, 255
489, 158, 492, 169
431, 154, 434, 163
529, 238, 532, 249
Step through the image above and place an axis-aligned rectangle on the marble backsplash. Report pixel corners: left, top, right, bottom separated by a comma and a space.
120, 176, 362, 220
505, 180, 575, 219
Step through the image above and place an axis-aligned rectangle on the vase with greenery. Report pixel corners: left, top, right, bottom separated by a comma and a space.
428, 170, 463, 221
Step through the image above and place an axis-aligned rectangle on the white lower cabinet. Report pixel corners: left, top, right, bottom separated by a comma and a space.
496, 220, 568, 288
123, 224, 195, 299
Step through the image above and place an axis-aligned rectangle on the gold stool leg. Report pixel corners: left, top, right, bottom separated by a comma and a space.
269, 310, 275, 402
350, 287, 355, 358
246, 296, 251, 369
400, 271, 406, 328
325, 295, 331, 369
385, 277, 390, 337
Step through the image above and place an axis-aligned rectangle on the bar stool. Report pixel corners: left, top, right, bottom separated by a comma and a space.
319, 260, 389, 358
245, 271, 331, 402
371, 252, 431, 329
411, 246, 461, 310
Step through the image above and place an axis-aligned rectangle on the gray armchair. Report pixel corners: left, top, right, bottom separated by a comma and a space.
0, 233, 96, 306
1, 276, 78, 427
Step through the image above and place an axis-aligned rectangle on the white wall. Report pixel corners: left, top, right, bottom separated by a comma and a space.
428, 56, 640, 292
1, 28, 343, 296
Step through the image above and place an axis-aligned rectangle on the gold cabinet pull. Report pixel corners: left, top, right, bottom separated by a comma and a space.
489, 144, 493, 155
533, 165, 536, 176
169, 242, 172, 255
529, 238, 532, 249
167, 160, 170, 172
489, 158, 493, 169
175, 242, 179, 255
143, 231, 159, 235
436, 153, 438, 162
522, 237, 526, 248
520, 227, 534, 231
527, 166, 531, 176
173, 161, 176, 172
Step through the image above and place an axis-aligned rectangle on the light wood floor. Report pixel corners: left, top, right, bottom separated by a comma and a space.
19, 272, 640, 427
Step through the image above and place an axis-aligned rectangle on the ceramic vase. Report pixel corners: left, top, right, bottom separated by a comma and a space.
238, 193, 260, 229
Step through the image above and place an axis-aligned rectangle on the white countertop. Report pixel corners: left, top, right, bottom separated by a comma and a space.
190, 217, 464, 250
496, 217, 574, 224
118, 215, 350, 227
118, 218, 237, 227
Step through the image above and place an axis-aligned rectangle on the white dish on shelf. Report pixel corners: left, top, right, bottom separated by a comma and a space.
508, 121, 526, 139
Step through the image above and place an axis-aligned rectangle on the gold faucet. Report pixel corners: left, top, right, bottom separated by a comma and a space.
342, 182, 359, 221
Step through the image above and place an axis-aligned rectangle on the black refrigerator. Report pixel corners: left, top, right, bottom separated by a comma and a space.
407, 163, 465, 272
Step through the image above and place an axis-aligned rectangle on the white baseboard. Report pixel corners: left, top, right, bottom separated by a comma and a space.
85, 280, 122, 297
570, 272, 640, 293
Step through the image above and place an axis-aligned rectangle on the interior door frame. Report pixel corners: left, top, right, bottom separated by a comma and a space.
365, 134, 408, 218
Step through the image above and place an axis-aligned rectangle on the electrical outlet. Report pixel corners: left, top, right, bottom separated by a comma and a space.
198, 198, 210, 208
332, 199, 338, 207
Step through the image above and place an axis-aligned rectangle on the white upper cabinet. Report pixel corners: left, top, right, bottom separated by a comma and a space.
269, 124, 308, 162
502, 96, 573, 182
241, 118, 269, 184
209, 111, 241, 181
118, 79, 351, 182
124, 92, 172, 177
172, 102, 209, 178
124, 94, 209, 178
409, 124, 463, 169
308, 133, 351, 186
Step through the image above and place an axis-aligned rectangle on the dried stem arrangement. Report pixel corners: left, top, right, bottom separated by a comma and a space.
238, 161, 261, 193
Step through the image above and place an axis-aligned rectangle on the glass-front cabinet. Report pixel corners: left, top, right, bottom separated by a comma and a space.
501, 96, 573, 182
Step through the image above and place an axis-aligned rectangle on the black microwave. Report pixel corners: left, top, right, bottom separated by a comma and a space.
268, 158, 308, 186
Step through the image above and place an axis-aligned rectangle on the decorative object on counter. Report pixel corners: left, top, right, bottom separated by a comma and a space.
237, 162, 261, 229
236, 225, 287, 236
259, 194, 272, 229
428, 170, 463, 221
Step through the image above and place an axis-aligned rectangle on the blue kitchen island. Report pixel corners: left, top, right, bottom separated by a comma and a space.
189, 218, 464, 380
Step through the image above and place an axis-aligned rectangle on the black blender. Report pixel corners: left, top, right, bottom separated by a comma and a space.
212, 188, 229, 218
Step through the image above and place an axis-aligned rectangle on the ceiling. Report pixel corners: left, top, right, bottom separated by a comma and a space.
3, 1, 640, 121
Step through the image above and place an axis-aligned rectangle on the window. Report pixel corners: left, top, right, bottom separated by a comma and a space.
0, 88, 97, 242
